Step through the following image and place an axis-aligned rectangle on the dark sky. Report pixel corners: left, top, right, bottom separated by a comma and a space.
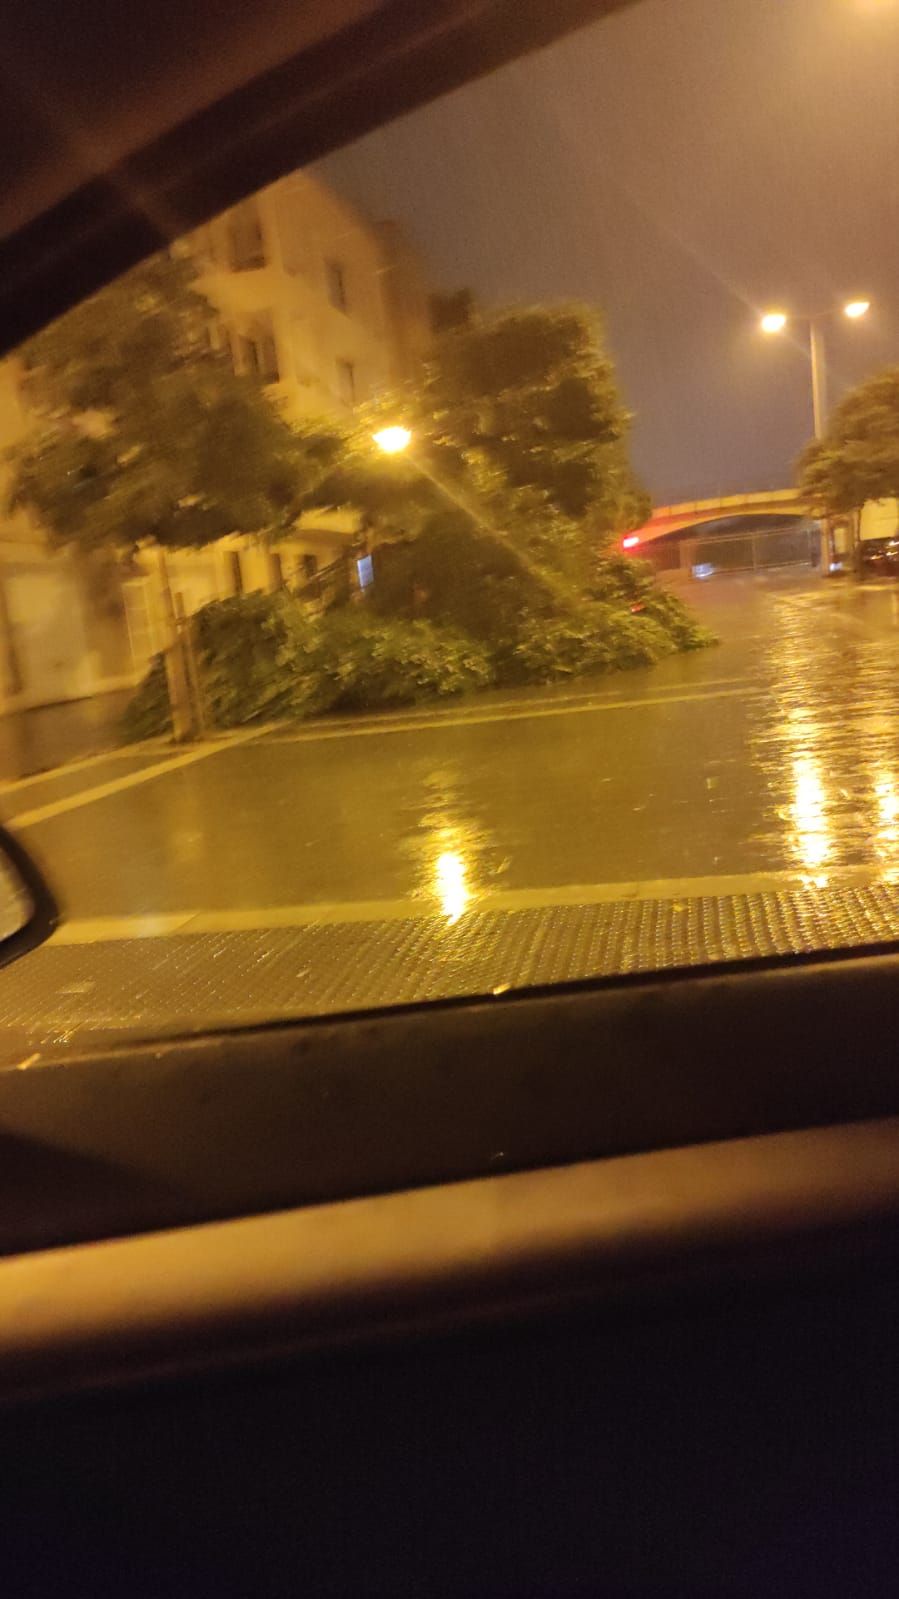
318, 0, 898, 505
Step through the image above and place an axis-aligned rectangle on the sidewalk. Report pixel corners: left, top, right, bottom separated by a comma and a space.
0, 691, 131, 783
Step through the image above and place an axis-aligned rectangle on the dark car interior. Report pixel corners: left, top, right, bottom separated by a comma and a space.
2, 3, 899, 1594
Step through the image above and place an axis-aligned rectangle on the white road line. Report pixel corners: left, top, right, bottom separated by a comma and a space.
6, 728, 262, 830
0, 740, 168, 797
47, 862, 896, 945
263, 685, 754, 746
285, 674, 752, 733
2, 683, 755, 827
0, 678, 751, 801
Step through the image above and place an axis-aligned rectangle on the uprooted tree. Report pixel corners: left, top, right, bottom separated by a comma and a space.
307, 303, 652, 581
119, 299, 711, 737
288, 303, 703, 677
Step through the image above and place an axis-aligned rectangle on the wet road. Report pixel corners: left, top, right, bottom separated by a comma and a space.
6, 570, 899, 927
3, 568, 899, 1053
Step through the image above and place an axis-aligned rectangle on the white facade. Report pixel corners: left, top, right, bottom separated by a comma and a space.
859, 499, 899, 543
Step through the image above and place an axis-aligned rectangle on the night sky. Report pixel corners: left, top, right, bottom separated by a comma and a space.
319, 0, 898, 504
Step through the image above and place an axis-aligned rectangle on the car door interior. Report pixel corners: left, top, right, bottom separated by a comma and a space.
2, 957, 899, 1594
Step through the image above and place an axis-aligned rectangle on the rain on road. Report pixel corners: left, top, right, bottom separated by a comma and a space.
3, 569, 899, 1054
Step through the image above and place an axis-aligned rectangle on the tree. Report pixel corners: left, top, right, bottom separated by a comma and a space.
6, 249, 328, 736
7, 251, 316, 552
798, 367, 899, 517
318, 304, 650, 584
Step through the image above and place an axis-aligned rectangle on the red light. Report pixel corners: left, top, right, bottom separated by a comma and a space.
622, 535, 640, 550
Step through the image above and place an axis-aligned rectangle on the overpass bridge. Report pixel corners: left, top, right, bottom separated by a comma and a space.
623, 490, 812, 549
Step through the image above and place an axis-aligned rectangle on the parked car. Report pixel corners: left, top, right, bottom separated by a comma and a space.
860, 535, 899, 577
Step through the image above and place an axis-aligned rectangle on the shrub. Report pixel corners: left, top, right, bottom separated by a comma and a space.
588, 552, 656, 604
370, 511, 562, 644
287, 609, 493, 713
120, 593, 492, 740
119, 655, 171, 741
193, 591, 296, 726
502, 603, 675, 685
119, 591, 296, 742
589, 554, 716, 651
119, 545, 713, 743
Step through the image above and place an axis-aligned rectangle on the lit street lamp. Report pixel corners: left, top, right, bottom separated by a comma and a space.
759, 299, 871, 439
372, 425, 412, 455
372, 424, 500, 536
760, 300, 872, 573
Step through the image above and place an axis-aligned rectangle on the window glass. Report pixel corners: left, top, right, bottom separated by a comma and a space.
326, 259, 348, 312
227, 199, 267, 271
335, 357, 356, 405
236, 318, 279, 382
0, 0, 897, 1059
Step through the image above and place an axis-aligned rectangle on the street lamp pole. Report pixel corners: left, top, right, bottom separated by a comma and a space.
760, 299, 871, 571
808, 315, 827, 441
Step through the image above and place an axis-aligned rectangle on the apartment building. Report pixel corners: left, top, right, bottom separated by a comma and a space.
0, 172, 431, 714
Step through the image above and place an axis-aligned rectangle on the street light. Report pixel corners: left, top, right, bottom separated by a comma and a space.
759, 298, 871, 439
372, 425, 412, 455
372, 423, 500, 537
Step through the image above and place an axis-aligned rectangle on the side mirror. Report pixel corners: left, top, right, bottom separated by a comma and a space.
0, 825, 59, 970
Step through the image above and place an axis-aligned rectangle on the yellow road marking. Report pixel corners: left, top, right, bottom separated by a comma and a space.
47, 862, 897, 945
6, 728, 262, 830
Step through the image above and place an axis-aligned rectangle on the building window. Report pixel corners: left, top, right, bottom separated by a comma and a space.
326, 259, 348, 312
237, 317, 280, 383
227, 551, 244, 596
335, 358, 356, 407
228, 201, 266, 270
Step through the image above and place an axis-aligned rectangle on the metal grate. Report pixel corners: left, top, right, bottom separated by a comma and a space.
1, 881, 898, 1061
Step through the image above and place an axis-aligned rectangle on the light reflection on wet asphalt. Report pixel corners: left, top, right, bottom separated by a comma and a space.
11, 572, 899, 923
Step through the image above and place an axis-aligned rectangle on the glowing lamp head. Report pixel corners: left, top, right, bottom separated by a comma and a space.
760, 311, 788, 335
622, 534, 640, 550
844, 299, 870, 320
372, 425, 412, 455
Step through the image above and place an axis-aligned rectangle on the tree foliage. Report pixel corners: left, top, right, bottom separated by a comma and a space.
302, 304, 650, 581
425, 306, 639, 518
119, 594, 493, 739
7, 251, 322, 552
798, 367, 899, 516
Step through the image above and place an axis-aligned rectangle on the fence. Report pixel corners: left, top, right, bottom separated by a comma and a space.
642, 524, 821, 579
293, 554, 352, 610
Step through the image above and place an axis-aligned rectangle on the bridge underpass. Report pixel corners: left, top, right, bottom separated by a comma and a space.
622, 491, 822, 579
